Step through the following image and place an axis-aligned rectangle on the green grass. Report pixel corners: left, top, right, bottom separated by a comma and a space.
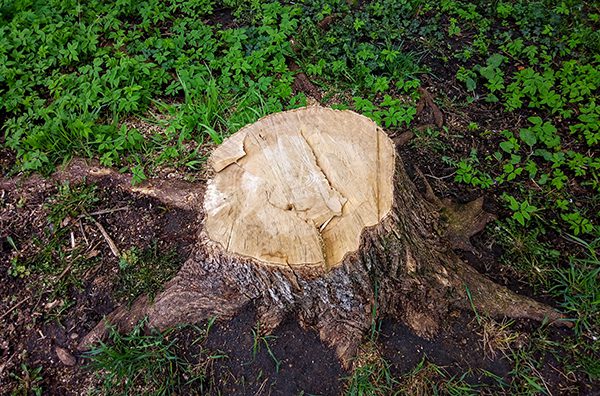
115, 242, 182, 304
83, 318, 222, 396
548, 236, 600, 337
46, 181, 99, 226
492, 218, 560, 288
9, 364, 44, 396
345, 342, 395, 396
248, 321, 281, 372
397, 358, 480, 396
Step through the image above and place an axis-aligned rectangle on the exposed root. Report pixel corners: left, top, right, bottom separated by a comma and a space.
78, 296, 149, 350
53, 158, 204, 212
392, 131, 415, 147
440, 197, 497, 253
414, 166, 497, 252
451, 258, 570, 327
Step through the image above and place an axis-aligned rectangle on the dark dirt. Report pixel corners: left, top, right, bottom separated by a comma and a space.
205, 305, 345, 396
379, 312, 512, 384
0, 173, 202, 394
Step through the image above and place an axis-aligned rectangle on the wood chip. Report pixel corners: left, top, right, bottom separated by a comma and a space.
55, 346, 77, 366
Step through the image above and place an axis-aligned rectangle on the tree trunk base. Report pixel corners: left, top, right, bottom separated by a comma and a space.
70, 158, 567, 368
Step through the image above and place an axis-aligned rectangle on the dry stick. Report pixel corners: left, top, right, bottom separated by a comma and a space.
77, 206, 129, 219
0, 296, 31, 321
86, 215, 120, 258
424, 172, 456, 180
528, 361, 553, 396
0, 351, 16, 375
78, 218, 89, 246
55, 260, 76, 283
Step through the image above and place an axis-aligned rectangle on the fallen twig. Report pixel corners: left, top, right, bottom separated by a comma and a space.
0, 296, 31, 321
77, 206, 129, 219
424, 172, 456, 180
78, 218, 89, 246
86, 215, 120, 258
55, 261, 75, 283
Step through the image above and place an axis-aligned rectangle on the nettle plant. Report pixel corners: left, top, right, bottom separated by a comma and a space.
1, 0, 303, 175
445, 1, 599, 237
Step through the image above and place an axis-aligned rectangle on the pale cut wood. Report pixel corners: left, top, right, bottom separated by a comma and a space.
204, 107, 395, 271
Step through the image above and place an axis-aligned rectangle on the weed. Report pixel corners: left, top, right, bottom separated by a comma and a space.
249, 322, 281, 373
6, 182, 99, 302
493, 218, 560, 287
83, 318, 219, 396
503, 194, 538, 226
115, 241, 182, 304
398, 357, 479, 396
478, 318, 522, 360
345, 342, 395, 396
548, 236, 600, 336
46, 182, 99, 226
507, 342, 554, 395
411, 126, 447, 152
9, 364, 43, 396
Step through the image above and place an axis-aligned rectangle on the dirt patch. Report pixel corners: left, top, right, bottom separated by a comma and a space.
379, 312, 511, 384
0, 173, 200, 395
205, 305, 345, 396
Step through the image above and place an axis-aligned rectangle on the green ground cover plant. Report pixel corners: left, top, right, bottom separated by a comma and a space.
2, 0, 598, 394
83, 318, 220, 396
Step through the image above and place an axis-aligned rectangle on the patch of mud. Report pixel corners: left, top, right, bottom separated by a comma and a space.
205, 306, 346, 396
0, 173, 201, 395
379, 313, 511, 384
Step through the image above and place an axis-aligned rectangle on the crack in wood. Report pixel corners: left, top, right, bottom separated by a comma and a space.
299, 128, 347, 219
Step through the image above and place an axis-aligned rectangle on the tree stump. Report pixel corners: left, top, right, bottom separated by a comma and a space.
79, 107, 566, 366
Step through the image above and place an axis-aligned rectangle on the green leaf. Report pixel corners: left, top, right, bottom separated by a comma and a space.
465, 77, 476, 91
519, 128, 537, 146
528, 116, 543, 125
499, 141, 514, 153
487, 53, 505, 68
514, 212, 525, 226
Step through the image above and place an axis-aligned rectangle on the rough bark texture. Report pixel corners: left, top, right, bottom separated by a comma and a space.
75, 157, 566, 368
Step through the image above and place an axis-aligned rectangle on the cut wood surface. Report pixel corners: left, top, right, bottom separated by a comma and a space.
205, 107, 395, 271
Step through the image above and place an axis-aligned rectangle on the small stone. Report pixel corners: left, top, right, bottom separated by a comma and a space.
45, 300, 61, 310
55, 346, 76, 366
